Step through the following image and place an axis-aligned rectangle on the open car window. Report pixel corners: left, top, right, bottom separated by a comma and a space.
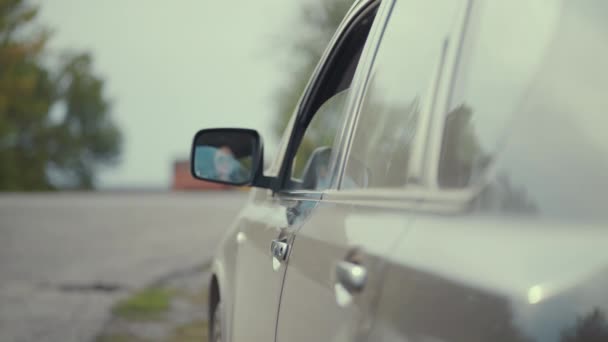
291, 89, 350, 190
281, 2, 379, 192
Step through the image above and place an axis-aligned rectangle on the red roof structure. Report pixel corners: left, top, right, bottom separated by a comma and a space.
172, 160, 230, 191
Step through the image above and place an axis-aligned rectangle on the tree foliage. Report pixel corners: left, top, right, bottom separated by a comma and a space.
0, 0, 121, 190
561, 308, 608, 342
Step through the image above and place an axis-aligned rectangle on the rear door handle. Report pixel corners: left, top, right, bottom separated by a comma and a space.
335, 261, 367, 293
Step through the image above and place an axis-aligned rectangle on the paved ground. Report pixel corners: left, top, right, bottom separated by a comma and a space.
0, 192, 248, 342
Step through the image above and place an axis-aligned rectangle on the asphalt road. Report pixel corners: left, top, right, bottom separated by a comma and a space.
0, 191, 248, 342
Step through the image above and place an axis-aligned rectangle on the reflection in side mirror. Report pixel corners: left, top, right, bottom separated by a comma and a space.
190, 128, 261, 186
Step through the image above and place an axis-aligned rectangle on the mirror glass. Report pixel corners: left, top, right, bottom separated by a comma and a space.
192, 129, 258, 185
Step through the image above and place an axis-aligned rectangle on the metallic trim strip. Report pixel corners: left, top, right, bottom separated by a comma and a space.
426, 0, 475, 189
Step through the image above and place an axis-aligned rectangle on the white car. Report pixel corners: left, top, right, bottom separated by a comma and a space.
191, 0, 608, 341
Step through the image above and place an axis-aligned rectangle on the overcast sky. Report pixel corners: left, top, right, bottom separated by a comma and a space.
36, 0, 300, 188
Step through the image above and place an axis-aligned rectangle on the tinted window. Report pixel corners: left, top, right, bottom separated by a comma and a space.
441, 0, 608, 220
344, 0, 461, 189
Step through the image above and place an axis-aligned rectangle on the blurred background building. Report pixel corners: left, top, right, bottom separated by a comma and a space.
171, 159, 229, 190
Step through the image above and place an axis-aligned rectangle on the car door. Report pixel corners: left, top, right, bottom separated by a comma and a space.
228, 152, 292, 342
229, 2, 380, 342
266, 1, 394, 341
276, 0, 467, 342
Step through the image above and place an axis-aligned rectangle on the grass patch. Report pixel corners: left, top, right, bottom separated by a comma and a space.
174, 286, 209, 306
112, 288, 171, 320
169, 320, 209, 342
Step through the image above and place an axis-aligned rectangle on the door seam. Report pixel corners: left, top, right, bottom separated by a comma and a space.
272, 235, 296, 342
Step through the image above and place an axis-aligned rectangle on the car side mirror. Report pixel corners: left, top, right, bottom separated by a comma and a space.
190, 128, 264, 187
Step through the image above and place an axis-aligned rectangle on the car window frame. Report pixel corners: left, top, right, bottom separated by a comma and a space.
273, 0, 383, 196
396, 0, 486, 213
424, 0, 489, 203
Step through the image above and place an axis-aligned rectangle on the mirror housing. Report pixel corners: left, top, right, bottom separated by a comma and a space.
190, 128, 273, 188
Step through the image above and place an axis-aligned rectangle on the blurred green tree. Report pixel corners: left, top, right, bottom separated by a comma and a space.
0, 0, 121, 190
561, 308, 608, 342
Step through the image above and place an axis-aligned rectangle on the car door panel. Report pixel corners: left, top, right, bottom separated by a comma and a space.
231, 189, 321, 342
229, 188, 288, 342
367, 216, 525, 342
276, 194, 415, 342
368, 213, 608, 342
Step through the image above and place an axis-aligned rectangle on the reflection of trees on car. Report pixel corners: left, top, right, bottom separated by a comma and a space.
440, 103, 539, 215
440, 104, 486, 188
476, 172, 539, 214
348, 78, 420, 187
560, 308, 608, 342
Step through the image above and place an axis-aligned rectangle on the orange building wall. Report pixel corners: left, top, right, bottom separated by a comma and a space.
172, 160, 230, 191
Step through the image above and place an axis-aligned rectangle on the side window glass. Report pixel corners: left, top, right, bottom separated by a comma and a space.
344, 0, 461, 189
291, 89, 350, 190
438, 1, 560, 188
284, 5, 379, 191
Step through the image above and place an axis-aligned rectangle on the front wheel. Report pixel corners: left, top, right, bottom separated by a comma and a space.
210, 300, 223, 342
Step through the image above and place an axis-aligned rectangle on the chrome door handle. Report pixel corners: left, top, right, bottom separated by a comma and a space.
335, 261, 367, 292
270, 239, 289, 261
